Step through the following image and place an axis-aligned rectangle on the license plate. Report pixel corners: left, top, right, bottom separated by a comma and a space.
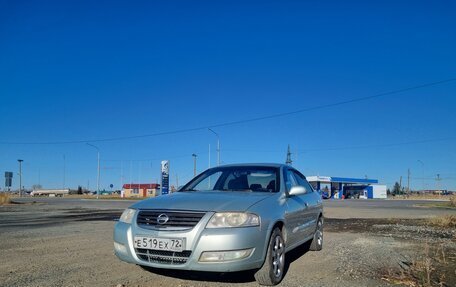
134, 236, 184, 252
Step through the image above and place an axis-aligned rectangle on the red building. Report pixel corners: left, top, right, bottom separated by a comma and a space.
122, 183, 160, 198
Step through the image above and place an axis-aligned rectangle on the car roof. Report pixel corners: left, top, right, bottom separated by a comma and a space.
214, 163, 287, 168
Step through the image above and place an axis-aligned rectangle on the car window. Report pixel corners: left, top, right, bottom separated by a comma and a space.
189, 171, 223, 191
285, 169, 299, 191
292, 170, 314, 194
223, 170, 277, 191
182, 166, 280, 192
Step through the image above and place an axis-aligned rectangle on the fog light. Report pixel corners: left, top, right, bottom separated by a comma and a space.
114, 242, 127, 254
199, 248, 254, 262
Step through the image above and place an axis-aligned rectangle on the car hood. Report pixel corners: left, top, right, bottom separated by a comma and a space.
131, 191, 274, 212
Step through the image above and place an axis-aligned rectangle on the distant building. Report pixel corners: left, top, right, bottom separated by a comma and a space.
31, 189, 70, 197
306, 176, 387, 199
122, 183, 160, 198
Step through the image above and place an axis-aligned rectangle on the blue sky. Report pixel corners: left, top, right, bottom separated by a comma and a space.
1, 0, 455, 191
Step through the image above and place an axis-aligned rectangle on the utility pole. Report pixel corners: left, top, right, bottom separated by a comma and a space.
399, 176, 402, 194
436, 174, 442, 192
417, 160, 424, 191
192, 154, 197, 177
120, 160, 123, 193
86, 143, 100, 199
17, 159, 23, 197
407, 168, 410, 195
217, 137, 220, 166
63, 154, 66, 190
208, 144, 211, 188
286, 145, 292, 166
208, 128, 220, 166
96, 151, 100, 198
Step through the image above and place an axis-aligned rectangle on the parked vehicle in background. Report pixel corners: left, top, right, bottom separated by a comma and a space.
114, 163, 323, 285
30, 189, 69, 197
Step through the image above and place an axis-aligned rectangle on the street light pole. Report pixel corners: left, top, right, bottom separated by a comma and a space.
192, 154, 197, 177
17, 159, 23, 197
86, 143, 100, 199
97, 151, 100, 198
417, 160, 424, 191
208, 128, 220, 166
63, 154, 66, 190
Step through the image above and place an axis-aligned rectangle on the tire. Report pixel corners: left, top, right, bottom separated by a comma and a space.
254, 227, 286, 286
309, 216, 323, 251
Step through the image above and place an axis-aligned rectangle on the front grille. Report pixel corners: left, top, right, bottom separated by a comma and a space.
137, 210, 206, 229
135, 248, 192, 265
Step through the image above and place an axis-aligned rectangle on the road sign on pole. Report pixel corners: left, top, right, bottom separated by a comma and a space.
5, 172, 13, 191
161, 160, 169, 195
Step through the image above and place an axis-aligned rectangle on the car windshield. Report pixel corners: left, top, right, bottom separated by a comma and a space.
180, 166, 280, 193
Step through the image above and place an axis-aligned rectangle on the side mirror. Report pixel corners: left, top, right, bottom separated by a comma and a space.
289, 186, 306, 196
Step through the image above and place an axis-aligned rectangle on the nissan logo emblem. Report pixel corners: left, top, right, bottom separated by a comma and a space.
157, 214, 169, 225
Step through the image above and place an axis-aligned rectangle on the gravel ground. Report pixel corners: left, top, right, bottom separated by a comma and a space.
0, 201, 455, 287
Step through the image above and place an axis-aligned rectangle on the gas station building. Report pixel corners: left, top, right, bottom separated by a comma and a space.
306, 176, 387, 199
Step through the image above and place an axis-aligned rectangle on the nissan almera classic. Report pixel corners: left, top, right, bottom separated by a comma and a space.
114, 163, 323, 285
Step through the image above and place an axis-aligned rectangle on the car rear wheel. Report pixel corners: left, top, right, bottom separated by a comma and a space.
254, 227, 285, 286
309, 216, 323, 251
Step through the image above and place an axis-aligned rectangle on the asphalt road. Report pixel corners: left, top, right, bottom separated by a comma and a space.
11, 196, 454, 218
323, 198, 454, 218
12, 197, 133, 210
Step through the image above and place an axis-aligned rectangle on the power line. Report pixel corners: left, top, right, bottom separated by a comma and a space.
222, 136, 456, 153
101, 154, 196, 162
298, 137, 456, 152
411, 177, 455, 180
208, 78, 456, 130
2, 77, 455, 145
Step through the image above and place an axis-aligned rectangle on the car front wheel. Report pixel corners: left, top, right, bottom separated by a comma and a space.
254, 227, 285, 286
309, 216, 323, 251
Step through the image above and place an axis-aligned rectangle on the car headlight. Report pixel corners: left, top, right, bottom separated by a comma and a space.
206, 212, 260, 228
119, 208, 136, 224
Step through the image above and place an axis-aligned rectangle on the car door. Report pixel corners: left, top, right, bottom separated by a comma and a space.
292, 170, 321, 238
284, 168, 314, 247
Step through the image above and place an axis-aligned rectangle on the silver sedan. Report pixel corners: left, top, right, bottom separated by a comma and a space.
114, 163, 323, 285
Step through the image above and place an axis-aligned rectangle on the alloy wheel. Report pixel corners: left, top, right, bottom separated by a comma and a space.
272, 235, 285, 278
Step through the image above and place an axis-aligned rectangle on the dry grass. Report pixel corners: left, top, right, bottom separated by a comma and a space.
412, 196, 456, 210
381, 242, 455, 287
65, 194, 139, 200
450, 195, 456, 207
0, 193, 11, 205
427, 215, 456, 229
393, 194, 454, 201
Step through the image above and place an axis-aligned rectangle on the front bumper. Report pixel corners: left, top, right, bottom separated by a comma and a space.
113, 212, 268, 272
